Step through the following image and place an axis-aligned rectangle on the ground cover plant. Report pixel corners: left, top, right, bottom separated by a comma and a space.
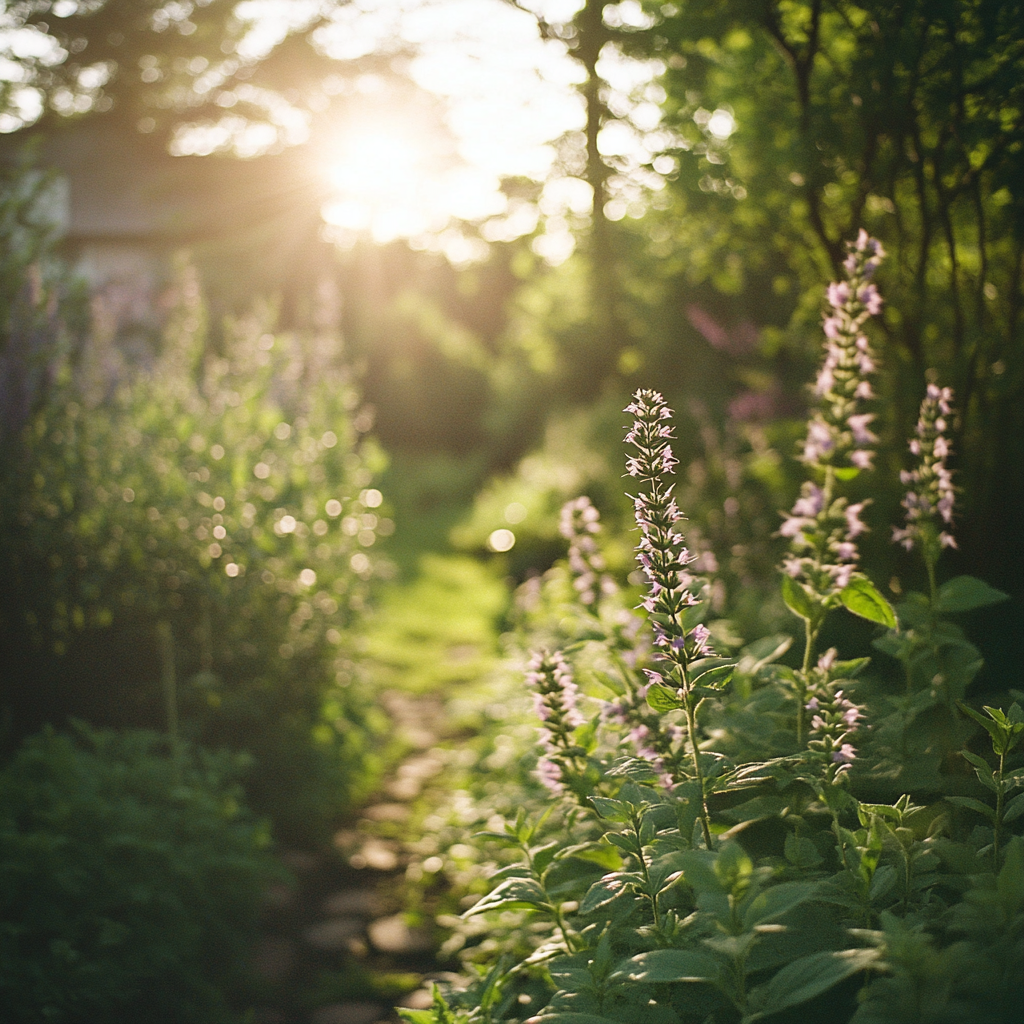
0, 724, 279, 1024
401, 235, 1023, 1024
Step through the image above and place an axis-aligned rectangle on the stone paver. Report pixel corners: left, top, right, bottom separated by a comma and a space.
253, 695, 448, 1023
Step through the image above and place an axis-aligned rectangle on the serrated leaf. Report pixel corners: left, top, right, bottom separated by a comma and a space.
646, 685, 684, 713
839, 578, 897, 629
605, 832, 639, 855
781, 575, 818, 622
692, 663, 734, 690
745, 948, 880, 1021
946, 796, 996, 822
579, 876, 633, 915
619, 948, 722, 984
936, 576, 1009, 613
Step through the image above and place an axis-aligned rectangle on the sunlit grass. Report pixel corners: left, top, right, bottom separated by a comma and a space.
361, 553, 508, 695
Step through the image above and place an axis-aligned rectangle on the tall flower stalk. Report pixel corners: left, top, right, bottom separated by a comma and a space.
779, 232, 892, 744
528, 650, 586, 798
625, 389, 723, 847
892, 381, 957, 603
559, 496, 617, 606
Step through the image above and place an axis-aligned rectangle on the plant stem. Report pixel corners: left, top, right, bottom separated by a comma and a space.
683, 677, 714, 849
797, 617, 816, 746
994, 750, 1005, 864
633, 817, 662, 930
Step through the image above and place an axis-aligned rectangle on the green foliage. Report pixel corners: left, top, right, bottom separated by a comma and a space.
415, 357, 1020, 1023
0, 723, 279, 1024
0, 239, 387, 840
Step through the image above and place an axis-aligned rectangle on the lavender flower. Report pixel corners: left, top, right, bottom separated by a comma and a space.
892, 381, 958, 560
624, 390, 702, 653
806, 233, 886, 474
804, 648, 866, 779
528, 650, 585, 736
624, 389, 721, 844
779, 482, 865, 596
779, 233, 887, 609
528, 650, 586, 796
559, 496, 617, 605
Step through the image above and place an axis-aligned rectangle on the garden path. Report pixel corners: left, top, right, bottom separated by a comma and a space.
251, 553, 511, 1024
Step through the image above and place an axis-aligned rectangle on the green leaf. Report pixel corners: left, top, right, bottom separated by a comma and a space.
742, 880, 818, 929
745, 948, 880, 1022
681, 602, 709, 630
784, 834, 823, 869
692, 664, 734, 690
956, 703, 1007, 751
559, 842, 623, 870
1002, 793, 1024, 824
936, 576, 1010, 613
832, 656, 871, 678
946, 796, 996, 822
834, 466, 861, 481
960, 749, 992, 772
590, 797, 631, 823
462, 878, 551, 917
619, 948, 722, 984
858, 802, 903, 823
839, 578, 897, 629
579, 880, 621, 915
781, 575, 818, 623
646, 685, 684, 713
737, 634, 793, 674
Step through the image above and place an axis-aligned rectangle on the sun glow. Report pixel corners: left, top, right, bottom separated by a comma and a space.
319, 112, 506, 260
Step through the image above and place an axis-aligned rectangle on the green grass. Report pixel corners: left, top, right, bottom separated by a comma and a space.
361, 553, 509, 695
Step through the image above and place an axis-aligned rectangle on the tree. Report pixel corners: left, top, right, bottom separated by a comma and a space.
0, 1, 408, 154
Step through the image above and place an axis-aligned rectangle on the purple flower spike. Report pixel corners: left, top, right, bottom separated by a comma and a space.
893, 380, 958, 557
779, 231, 886, 603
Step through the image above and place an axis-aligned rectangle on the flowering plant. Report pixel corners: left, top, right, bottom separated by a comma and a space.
403, 236, 1022, 1024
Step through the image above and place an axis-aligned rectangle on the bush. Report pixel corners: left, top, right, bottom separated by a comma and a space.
0, 234, 388, 839
0, 723, 279, 1024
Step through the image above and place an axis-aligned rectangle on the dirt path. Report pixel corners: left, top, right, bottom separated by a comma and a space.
251, 693, 466, 1024
250, 553, 510, 1023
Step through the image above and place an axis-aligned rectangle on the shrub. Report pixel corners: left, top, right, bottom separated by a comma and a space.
0, 724, 280, 1024
0, 234, 388, 839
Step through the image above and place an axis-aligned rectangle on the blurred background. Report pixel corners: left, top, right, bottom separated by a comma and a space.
0, 1, 1021, 1020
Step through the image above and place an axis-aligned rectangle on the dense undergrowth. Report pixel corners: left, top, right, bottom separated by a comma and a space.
0, 725, 280, 1023
399, 237, 1024, 1024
